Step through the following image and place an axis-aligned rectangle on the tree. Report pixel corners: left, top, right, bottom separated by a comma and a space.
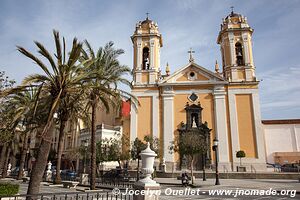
54, 92, 87, 184
80, 40, 136, 190
9, 89, 42, 180
96, 134, 130, 167
144, 135, 160, 157
0, 71, 15, 173
236, 150, 246, 166
14, 30, 85, 195
130, 138, 146, 181
169, 131, 206, 185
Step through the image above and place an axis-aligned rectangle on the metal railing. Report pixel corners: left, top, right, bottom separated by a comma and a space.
222, 165, 229, 179
250, 165, 257, 179
0, 191, 133, 200
96, 179, 134, 189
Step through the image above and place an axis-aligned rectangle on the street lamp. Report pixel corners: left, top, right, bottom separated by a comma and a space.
202, 152, 206, 181
83, 140, 88, 174
212, 138, 220, 185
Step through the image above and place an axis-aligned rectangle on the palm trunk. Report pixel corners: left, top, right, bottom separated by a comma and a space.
0, 144, 7, 174
54, 118, 67, 184
27, 120, 55, 196
18, 132, 30, 180
190, 156, 194, 185
90, 101, 97, 190
2, 145, 11, 178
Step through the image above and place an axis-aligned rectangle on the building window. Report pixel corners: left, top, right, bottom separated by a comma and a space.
142, 47, 150, 70
188, 71, 197, 80
235, 42, 244, 66
188, 93, 198, 102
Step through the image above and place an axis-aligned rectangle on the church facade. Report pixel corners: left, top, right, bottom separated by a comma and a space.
129, 11, 266, 171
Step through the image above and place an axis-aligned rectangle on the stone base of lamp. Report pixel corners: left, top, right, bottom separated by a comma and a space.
133, 179, 161, 200
46, 171, 52, 181
80, 173, 89, 185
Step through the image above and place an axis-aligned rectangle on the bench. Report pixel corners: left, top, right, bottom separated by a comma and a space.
62, 181, 79, 188
177, 176, 192, 180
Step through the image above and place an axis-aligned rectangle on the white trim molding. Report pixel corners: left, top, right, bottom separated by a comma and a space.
130, 102, 138, 142
213, 86, 231, 168
162, 92, 175, 162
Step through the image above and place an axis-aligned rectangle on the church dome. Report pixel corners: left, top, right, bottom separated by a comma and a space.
225, 11, 242, 19
141, 17, 153, 25
140, 17, 156, 29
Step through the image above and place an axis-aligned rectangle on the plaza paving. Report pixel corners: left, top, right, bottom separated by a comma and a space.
1, 178, 299, 199
155, 178, 299, 199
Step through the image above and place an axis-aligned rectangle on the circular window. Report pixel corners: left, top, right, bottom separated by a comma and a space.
188, 71, 197, 80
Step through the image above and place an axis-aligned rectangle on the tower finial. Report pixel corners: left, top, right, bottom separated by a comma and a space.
188, 48, 195, 62
166, 62, 170, 76
230, 6, 234, 14
215, 60, 219, 73
146, 12, 150, 20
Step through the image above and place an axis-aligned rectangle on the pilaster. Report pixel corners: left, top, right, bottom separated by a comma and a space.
242, 32, 250, 65
152, 94, 159, 139
213, 86, 230, 167
136, 38, 142, 70
150, 38, 155, 69
162, 87, 175, 162
130, 99, 138, 142
228, 32, 235, 66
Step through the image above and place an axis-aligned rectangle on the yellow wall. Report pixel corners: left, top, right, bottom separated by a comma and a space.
235, 94, 257, 158
137, 96, 152, 140
224, 39, 231, 66
237, 70, 245, 80
141, 73, 149, 84
227, 85, 258, 89
176, 71, 209, 81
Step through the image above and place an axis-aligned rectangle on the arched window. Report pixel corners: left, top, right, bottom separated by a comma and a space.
142, 47, 150, 70
235, 42, 244, 66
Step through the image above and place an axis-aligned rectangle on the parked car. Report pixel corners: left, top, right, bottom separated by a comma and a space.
266, 163, 281, 171
281, 163, 300, 172
60, 169, 77, 180
10, 167, 20, 177
102, 168, 130, 183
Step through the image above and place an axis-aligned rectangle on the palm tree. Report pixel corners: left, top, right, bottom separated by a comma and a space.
8, 89, 41, 180
80, 40, 136, 190
15, 30, 85, 195
0, 96, 21, 176
54, 92, 88, 184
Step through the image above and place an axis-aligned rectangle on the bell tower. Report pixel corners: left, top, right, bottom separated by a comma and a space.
131, 16, 163, 85
217, 10, 256, 82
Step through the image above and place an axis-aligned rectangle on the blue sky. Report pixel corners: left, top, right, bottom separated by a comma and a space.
0, 0, 300, 119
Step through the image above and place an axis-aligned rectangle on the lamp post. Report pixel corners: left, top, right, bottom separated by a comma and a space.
212, 138, 220, 185
202, 152, 206, 181
83, 140, 88, 173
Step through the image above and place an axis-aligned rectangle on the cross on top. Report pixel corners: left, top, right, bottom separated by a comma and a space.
188, 48, 195, 62
146, 12, 150, 19
230, 6, 234, 14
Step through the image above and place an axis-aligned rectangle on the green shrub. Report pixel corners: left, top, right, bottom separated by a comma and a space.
0, 182, 19, 196
236, 150, 246, 166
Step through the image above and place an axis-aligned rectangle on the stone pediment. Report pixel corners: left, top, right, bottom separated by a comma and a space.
160, 62, 226, 85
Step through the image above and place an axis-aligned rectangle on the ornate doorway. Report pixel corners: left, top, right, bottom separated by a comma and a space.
177, 102, 212, 170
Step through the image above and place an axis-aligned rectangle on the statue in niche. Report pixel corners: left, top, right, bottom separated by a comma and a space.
192, 115, 197, 128
142, 47, 150, 70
